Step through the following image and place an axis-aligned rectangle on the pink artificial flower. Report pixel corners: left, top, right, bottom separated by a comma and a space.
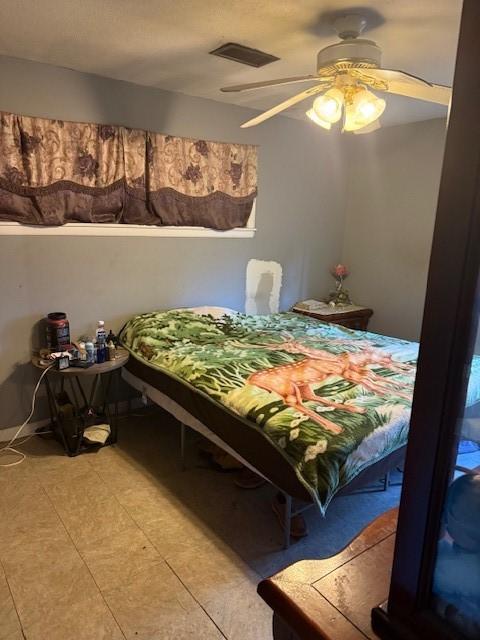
331, 264, 349, 279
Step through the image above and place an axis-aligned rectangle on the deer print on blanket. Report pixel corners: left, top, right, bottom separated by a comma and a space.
232, 334, 416, 434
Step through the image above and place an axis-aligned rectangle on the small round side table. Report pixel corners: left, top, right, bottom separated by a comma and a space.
32, 349, 129, 456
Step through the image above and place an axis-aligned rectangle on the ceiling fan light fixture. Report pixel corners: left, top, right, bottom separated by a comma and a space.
306, 108, 331, 130
228, 13, 452, 132
312, 88, 344, 123
344, 87, 385, 131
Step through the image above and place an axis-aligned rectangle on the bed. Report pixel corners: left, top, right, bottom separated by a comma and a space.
119, 308, 480, 546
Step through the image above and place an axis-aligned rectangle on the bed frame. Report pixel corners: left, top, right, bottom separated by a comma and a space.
122, 362, 405, 549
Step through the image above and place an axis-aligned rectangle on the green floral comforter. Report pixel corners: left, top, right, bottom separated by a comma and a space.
120, 310, 480, 513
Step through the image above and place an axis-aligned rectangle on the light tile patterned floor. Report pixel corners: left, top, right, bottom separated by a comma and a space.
0, 409, 402, 639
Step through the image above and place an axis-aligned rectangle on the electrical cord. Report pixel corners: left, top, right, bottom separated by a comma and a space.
0, 363, 55, 468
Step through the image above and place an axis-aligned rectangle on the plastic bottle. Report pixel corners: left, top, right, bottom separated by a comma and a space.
78, 341, 87, 361
107, 340, 116, 361
85, 340, 95, 363
96, 321, 107, 363
96, 321, 107, 344
96, 341, 104, 363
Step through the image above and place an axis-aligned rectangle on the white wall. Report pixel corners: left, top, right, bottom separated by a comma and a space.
0, 55, 348, 429
342, 118, 447, 341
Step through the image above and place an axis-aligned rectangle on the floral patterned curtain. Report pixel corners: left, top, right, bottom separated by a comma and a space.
0, 111, 257, 230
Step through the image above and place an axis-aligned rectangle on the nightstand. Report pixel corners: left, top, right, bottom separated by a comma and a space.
293, 304, 373, 331
32, 349, 129, 456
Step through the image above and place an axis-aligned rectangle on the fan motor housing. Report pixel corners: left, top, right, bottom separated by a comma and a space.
317, 39, 382, 75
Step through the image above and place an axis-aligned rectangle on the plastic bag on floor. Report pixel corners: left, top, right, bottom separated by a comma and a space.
83, 423, 110, 445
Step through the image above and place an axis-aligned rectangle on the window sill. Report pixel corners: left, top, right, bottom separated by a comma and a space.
0, 222, 255, 238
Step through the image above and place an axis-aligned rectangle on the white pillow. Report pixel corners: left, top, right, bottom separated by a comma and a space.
172, 306, 238, 319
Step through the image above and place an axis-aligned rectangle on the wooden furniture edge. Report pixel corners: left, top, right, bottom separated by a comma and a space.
293, 308, 374, 321
259, 581, 366, 640
258, 508, 398, 639
31, 348, 129, 375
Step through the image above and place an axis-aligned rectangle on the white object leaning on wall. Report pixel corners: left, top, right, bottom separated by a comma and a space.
245, 259, 282, 315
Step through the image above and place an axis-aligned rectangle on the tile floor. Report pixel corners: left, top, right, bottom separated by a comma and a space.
0, 409, 402, 640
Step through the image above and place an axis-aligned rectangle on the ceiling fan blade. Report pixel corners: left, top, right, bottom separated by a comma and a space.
240, 84, 331, 128
221, 75, 324, 93
351, 68, 451, 106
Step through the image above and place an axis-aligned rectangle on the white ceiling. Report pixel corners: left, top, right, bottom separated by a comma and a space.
0, 0, 462, 127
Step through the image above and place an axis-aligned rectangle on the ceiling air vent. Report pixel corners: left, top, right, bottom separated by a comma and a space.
209, 43, 279, 68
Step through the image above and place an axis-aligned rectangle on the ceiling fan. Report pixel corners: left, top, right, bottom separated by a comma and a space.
220, 14, 452, 133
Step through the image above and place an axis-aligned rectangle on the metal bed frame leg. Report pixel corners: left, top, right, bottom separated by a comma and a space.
283, 493, 292, 550
180, 422, 186, 471
383, 471, 390, 491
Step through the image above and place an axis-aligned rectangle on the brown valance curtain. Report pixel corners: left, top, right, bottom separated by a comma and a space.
0, 111, 257, 230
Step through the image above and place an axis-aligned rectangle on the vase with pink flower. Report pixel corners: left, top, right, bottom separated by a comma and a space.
327, 264, 352, 307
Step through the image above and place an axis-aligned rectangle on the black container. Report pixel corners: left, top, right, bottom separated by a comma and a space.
46, 312, 70, 351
